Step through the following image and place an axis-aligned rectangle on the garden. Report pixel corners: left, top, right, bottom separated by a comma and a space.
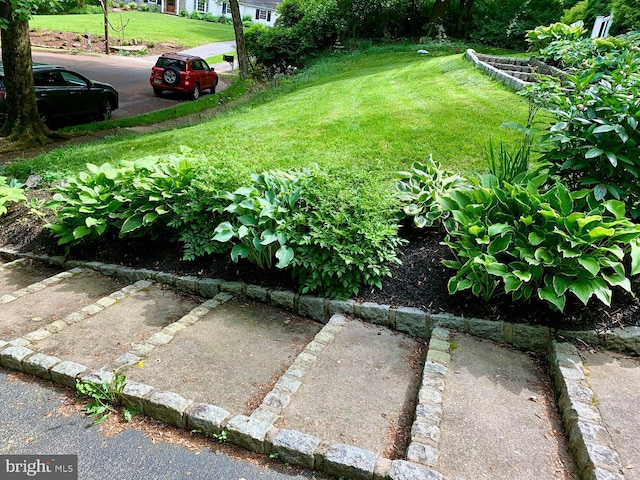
1, 21, 640, 332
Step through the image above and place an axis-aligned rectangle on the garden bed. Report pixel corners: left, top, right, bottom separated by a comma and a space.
0, 197, 637, 334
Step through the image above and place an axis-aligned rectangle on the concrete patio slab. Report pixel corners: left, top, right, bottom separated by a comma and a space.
0, 271, 121, 342
32, 283, 199, 371
123, 299, 321, 414
437, 333, 577, 480
581, 350, 640, 480
277, 319, 425, 458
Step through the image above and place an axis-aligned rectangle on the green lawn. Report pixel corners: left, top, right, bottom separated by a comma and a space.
30, 11, 235, 47
8, 49, 530, 187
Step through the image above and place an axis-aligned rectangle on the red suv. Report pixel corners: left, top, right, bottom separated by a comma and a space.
150, 53, 218, 100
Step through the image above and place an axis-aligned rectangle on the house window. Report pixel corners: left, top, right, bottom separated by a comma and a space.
147, 0, 158, 4
222, 2, 228, 14
195, 0, 207, 12
255, 9, 271, 21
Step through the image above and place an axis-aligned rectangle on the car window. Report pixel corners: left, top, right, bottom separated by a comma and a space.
156, 58, 187, 71
34, 71, 65, 87
60, 71, 88, 87
191, 60, 203, 71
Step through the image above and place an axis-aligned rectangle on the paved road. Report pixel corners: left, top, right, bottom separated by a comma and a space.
0, 368, 323, 480
31, 47, 230, 119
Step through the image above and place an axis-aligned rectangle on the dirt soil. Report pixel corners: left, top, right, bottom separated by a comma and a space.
1, 196, 638, 334
30, 28, 183, 57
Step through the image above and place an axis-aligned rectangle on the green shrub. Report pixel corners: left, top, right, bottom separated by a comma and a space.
0, 176, 27, 217
46, 151, 199, 248
395, 156, 470, 229
525, 21, 587, 53
561, 0, 589, 24
536, 50, 640, 216
289, 173, 404, 298
212, 168, 314, 269
442, 172, 640, 312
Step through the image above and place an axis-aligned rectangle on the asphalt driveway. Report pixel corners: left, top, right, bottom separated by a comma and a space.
31, 50, 229, 119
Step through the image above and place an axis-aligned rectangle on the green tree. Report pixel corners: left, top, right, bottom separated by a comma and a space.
612, 0, 640, 33
0, 0, 63, 148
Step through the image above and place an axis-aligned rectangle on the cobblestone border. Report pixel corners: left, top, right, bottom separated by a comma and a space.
1, 249, 638, 356
465, 49, 529, 91
5, 277, 153, 348
406, 328, 450, 470
251, 313, 349, 425
0, 266, 84, 307
0, 257, 26, 270
548, 341, 626, 480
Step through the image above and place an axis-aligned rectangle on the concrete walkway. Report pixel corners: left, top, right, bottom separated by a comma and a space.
0, 253, 637, 480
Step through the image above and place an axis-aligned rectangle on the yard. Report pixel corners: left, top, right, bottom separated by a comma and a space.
1, 43, 638, 331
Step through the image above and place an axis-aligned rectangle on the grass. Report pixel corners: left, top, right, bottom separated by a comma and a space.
206, 51, 237, 65
30, 11, 235, 48
7, 47, 531, 190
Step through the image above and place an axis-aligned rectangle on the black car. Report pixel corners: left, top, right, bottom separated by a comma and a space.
0, 63, 119, 127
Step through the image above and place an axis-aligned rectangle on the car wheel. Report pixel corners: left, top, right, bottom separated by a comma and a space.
101, 98, 113, 121
153, 87, 163, 97
211, 77, 219, 94
162, 67, 180, 86
190, 83, 200, 101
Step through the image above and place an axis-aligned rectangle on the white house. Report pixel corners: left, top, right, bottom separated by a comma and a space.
141, 0, 280, 26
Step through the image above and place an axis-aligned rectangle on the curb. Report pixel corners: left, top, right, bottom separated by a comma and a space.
3, 249, 637, 356
548, 342, 626, 480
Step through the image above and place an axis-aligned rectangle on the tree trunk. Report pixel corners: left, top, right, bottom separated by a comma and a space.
229, 0, 249, 80
428, 0, 451, 31
456, 0, 474, 37
0, 1, 54, 147
100, 0, 110, 55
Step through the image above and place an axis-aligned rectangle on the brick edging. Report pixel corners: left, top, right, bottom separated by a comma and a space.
1, 249, 638, 356
465, 48, 529, 91
548, 341, 626, 480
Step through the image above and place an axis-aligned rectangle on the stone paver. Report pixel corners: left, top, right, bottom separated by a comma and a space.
0, 271, 121, 341
0, 259, 62, 296
123, 299, 321, 414
32, 283, 198, 370
277, 319, 425, 457
582, 350, 640, 480
437, 333, 577, 480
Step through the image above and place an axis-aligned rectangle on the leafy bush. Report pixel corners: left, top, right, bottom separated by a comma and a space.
535, 50, 640, 216
289, 173, 404, 298
0, 176, 27, 217
442, 172, 640, 312
46, 151, 199, 248
212, 168, 314, 269
561, 0, 588, 24
525, 21, 587, 53
396, 156, 470, 228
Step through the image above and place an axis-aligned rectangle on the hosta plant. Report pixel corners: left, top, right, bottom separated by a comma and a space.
442, 172, 640, 312
0, 176, 27, 217
396, 156, 470, 228
212, 168, 314, 270
525, 21, 586, 54
46, 151, 199, 249
533, 50, 640, 216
